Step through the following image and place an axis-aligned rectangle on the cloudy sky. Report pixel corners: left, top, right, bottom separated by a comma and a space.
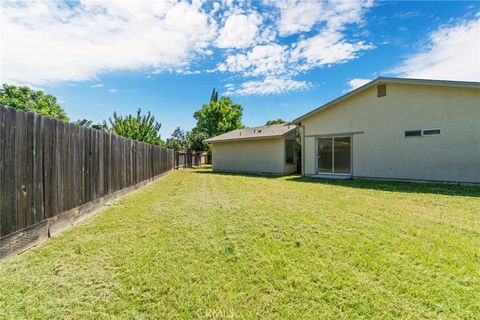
1, 0, 479, 137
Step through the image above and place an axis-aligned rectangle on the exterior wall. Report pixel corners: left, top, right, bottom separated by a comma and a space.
211, 137, 292, 175
302, 83, 480, 183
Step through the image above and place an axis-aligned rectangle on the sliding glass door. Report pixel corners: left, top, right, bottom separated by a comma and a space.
317, 136, 351, 174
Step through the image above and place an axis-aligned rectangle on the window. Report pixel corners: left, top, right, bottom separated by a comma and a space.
317, 137, 351, 174
405, 130, 422, 137
285, 140, 295, 164
377, 84, 386, 97
405, 129, 441, 137
422, 129, 441, 136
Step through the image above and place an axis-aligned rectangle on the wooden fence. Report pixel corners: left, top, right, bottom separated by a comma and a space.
0, 105, 175, 240
175, 151, 210, 169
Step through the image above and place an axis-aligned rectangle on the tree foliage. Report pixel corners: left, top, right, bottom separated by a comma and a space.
210, 88, 219, 103
265, 118, 287, 125
74, 119, 93, 127
0, 84, 69, 121
193, 95, 243, 138
186, 128, 209, 151
104, 109, 164, 145
165, 127, 187, 150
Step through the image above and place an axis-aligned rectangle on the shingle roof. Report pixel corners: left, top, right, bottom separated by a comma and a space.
293, 77, 480, 124
204, 123, 297, 143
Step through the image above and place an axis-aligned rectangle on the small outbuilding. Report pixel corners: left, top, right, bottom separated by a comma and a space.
205, 123, 297, 175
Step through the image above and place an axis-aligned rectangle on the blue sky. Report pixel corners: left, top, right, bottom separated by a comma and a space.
2, 1, 479, 138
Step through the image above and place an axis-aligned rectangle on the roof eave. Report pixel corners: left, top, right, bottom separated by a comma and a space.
204, 127, 296, 144
205, 135, 284, 143
292, 77, 380, 124
292, 77, 480, 124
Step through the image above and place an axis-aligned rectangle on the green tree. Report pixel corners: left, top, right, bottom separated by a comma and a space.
210, 88, 219, 103
193, 95, 243, 138
265, 119, 286, 125
74, 119, 93, 127
0, 84, 69, 121
104, 109, 164, 145
186, 128, 208, 151
165, 127, 187, 150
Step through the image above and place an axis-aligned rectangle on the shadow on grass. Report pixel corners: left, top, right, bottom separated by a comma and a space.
286, 176, 480, 197
193, 169, 479, 197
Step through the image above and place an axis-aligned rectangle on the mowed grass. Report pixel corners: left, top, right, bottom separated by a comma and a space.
1, 169, 479, 319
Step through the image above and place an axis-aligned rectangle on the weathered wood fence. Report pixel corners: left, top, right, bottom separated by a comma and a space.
0, 105, 175, 242
175, 151, 210, 169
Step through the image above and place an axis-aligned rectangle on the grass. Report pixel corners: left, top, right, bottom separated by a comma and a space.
0, 169, 479, 319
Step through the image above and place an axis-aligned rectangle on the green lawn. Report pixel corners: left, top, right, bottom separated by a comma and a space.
1, 169, 479, 319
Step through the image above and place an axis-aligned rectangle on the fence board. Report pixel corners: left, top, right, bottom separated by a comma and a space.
25, 112, 35, 226
4, 108, 18, 235
15, 110, 28, 230
56, 120, 64, 215
43, 117, 53, 219
0, 107, 5, 236
0, 105, 175, 240
33, 114, 44, 223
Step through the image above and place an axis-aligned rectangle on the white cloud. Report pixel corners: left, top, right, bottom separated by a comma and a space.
292, 29, 373, 70
268, 0, 373, 36
273, 0, 325, 36
1, 0, 216, 85
324, 0, 374, 31
108, 88, 117, 93
218, 29, 372, 95
225, 76, 311, 96
0, 0, 375, 96
216, 12, 263, 49
392, 15, 480, 81
217, 0, 374, 95
218, 44, 289, 77
348, 78, 371, 90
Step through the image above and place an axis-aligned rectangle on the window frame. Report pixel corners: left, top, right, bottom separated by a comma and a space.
421, 128, 441, 137
405, 130, 422, 137
405, 128, 441, 138
316, 135, 352, 176
285, 139, 296, 165
377, 84, 387, 97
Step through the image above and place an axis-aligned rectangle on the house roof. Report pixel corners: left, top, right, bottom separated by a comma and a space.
204, 123, 297, 143
292, 77, 480, 124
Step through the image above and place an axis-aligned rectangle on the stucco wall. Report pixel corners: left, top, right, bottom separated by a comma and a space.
211, 137, 295, 175
302, 83, 480, 183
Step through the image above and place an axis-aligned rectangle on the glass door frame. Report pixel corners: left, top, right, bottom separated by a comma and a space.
316, 135, 352, 175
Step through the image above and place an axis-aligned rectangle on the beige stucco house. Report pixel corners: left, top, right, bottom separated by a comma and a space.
293, 77, 480, 184
205, 123, 297, 175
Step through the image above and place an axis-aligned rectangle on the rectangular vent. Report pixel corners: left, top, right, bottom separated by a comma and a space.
405, 130, 422, 137
422, 129, 441, 136
377, 84, 386, 97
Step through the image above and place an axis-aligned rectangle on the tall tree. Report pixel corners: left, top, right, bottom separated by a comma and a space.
210, 88, 219, 103
193, 95, 243, 139
104, 109, 164, 145
265, 119, 287, 125
165, 127, 187, 150
186, 128, 208, 151
0, 84, 69, 121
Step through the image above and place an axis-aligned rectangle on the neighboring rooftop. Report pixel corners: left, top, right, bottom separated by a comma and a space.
293, 77, 480, 124
204, 123, 297, 143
